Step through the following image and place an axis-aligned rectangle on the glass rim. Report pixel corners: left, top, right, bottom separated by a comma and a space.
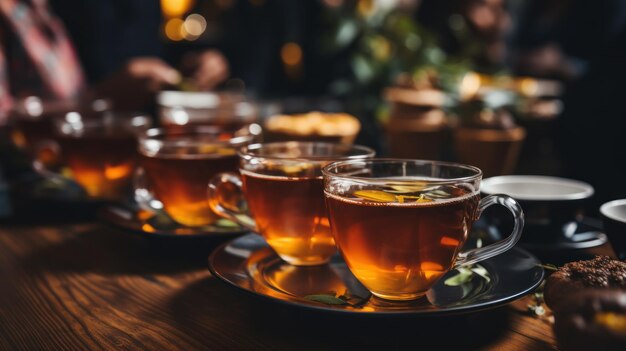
53, 113, 152, 136
11, 97, 111, 119
322, 158, 483, 184
238, 141, 376, 161
55, 112, 151, 125
139, 125, 255, 147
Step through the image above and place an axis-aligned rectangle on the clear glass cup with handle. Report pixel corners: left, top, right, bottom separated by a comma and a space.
135, 125, 256, 227
323, 159, 524, 301
208, 141, 375, 266
41, 111, 151, 200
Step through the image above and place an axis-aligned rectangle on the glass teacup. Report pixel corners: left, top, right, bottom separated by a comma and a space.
323, 159, 524, 301
11, 96, 110, 157
135, 125, 256, 227
50, 111, 151, 200
208, 142, 375, 266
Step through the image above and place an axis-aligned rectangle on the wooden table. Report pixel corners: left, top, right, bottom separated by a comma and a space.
0, 221, 613, 350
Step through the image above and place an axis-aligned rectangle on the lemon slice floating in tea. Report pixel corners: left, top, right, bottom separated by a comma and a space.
354, 190, 434, 203
354, 190, 397, 202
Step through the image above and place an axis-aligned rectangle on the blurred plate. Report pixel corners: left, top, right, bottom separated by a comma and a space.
209, 234, 544, 316
99, 203, 248, 239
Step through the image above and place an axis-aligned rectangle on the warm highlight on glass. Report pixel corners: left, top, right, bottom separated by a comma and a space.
208, 142, 375, 266
52, 111, 150, 200
323, 159, 524, 301
136, 126, 254, 227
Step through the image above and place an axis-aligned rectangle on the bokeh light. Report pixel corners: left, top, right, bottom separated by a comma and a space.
164, 18, 185, 41
459, 72, 481, 100
161, 0, 195, 18
519, 77, 539, 97
281, 42, 303, 66
183, 13, 207, 40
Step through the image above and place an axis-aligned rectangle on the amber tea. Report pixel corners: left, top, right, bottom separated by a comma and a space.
52, 112, 149, 200
326, 185, 479, 300
242, 171, 335, 266
141, 150, 238, 227
57, 134, 138, 199
323, 159, 524, 301
137, 126, 252, 227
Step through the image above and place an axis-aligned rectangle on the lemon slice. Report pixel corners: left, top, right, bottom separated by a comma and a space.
354, 190, 397, 202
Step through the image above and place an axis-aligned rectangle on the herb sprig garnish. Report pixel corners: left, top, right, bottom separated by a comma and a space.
444, 264, 491, 286
304, 292, 367, 307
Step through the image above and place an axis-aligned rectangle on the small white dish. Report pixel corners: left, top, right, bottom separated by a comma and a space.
481, 175, 594, 202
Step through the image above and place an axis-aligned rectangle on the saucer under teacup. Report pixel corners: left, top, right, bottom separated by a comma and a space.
99, 203, 248, 240
480, 175, 605, 249
208, 233, 544, 316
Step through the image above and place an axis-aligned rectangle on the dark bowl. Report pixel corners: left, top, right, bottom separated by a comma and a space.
481, 175, 594, 243
600, 199, 626, 259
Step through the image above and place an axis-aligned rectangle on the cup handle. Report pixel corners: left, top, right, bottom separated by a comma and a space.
207, 172, 257, 231
133, 167, 166, 214
454, 194, 524, 268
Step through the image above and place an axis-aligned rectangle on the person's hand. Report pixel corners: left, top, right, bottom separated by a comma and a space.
180, 50, 229, 91
94, 57, 181, 110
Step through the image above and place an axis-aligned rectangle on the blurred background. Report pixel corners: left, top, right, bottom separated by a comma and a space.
2, 0, 626, 214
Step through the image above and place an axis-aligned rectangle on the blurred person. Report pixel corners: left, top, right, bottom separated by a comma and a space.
49, 0, 230, 106
0, 0, 230, 123
0, 0, 179, 118
0, 0, 85, 122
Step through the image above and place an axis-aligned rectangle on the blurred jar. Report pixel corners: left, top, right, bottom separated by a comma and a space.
453, 94, 526, 177
382, 83, 451, 159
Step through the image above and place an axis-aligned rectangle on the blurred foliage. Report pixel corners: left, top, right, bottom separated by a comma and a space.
320, 0, 476, 102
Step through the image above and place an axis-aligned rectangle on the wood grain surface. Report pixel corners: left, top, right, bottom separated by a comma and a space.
0, 221, 614, 350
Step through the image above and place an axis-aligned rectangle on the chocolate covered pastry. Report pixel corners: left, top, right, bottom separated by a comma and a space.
545, 256, 626, 312
544, 256, 626, 351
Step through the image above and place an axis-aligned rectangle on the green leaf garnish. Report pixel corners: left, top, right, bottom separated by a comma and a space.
444, 264, 491, 286
470, 265, 491, 283
444, 267, 474, 286
304, 294, 349, 305
215, 219, 240, 228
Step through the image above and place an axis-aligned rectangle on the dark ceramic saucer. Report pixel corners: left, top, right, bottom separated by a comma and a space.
99, 203, 248, 239
208, 234, 544, 316
519, 217, 607, 251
